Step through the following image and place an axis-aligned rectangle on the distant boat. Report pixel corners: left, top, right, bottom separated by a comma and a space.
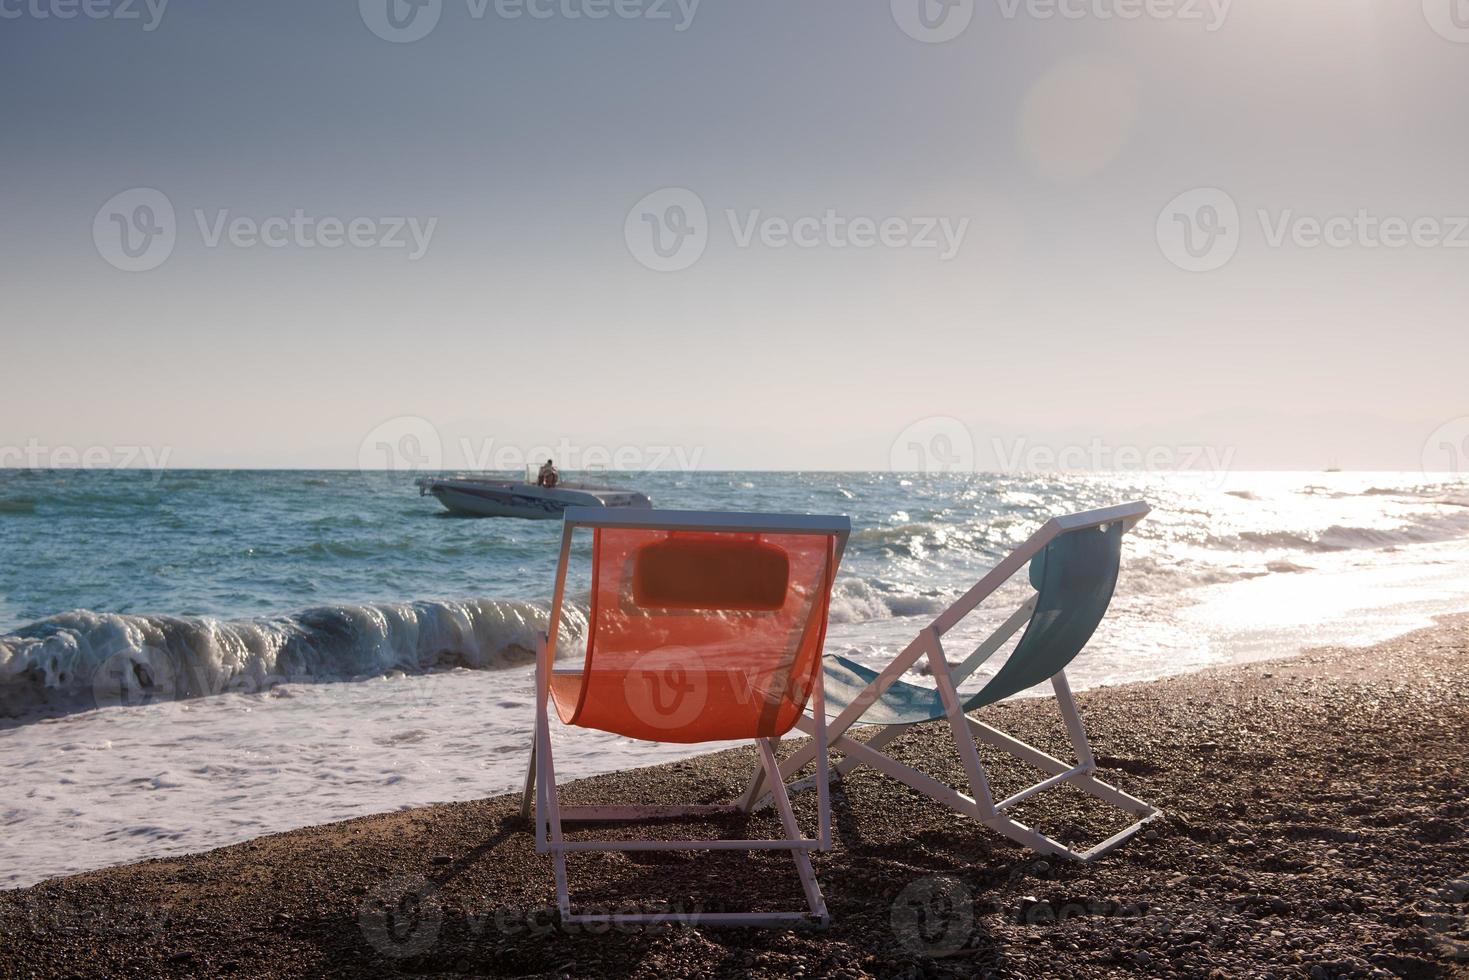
415, 474, 652, 519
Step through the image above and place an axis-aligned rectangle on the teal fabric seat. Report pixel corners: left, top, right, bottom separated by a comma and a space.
823, 521, 1124, 725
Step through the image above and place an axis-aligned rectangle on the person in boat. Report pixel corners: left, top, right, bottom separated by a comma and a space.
537, 459, 559, 488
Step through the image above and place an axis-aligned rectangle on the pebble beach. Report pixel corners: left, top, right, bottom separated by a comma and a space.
3, 615, 1467, 978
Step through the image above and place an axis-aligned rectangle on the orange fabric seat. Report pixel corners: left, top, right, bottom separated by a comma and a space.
551, 664, 811, 743
552, 528, 835, 743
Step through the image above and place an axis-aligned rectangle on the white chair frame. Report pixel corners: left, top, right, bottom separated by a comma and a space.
740, 502, 1160, 862
522, 508, 851, 928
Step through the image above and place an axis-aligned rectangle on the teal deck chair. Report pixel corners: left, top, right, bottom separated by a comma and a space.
740, 502, 1159, 861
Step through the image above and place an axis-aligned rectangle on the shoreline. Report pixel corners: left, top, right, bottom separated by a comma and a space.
3, 616, 1469, 977
4, 593, 1466, 893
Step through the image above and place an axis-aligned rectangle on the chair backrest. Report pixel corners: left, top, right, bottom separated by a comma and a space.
549, 510, 849, 744
969, 520, 1124, 708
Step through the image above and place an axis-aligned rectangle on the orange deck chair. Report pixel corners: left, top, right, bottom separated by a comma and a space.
521, 507, 850, 927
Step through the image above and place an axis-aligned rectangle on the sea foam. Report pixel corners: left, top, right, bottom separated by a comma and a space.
0, 599, 586, 718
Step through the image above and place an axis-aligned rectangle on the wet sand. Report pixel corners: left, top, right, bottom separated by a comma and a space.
3, 616, 1468, 979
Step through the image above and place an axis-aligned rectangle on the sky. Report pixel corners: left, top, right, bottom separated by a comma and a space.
2, 0, 1466, 472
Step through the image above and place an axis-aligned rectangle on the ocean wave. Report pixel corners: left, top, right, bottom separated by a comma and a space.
827, 578, 950, 624
0, 598, 586, 720
1362, 484, 1465, 499
1222, 510, 1469, 554
1264, 560, 1313, 574
1233, 529, 1320, 551
0, 497, 38, 515
1118, 558, 1251, 591
848, 522, 991, 562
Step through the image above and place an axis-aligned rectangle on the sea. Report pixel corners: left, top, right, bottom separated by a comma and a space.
3, 469, 1468, 888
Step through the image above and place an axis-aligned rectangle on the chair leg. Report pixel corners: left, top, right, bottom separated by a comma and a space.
787, 722, 904, 796
520, 739, 536, 821
967, 707, 1155, 811
1051, 670, 1095, 770
534, 706, 574, 914
802, 720, 986, 819
836, 723, 902, 775
737, 736, 778, 813
781, 633, 1000, 815
757, 739, 828, 923
963, 680, 1160, 861
786, 691, 1159, 862
809, 667, 832, 852
925, 636, 998, 816
533, 732, 831, 928
745, 631, 939, 811
983, 800, 1160, 862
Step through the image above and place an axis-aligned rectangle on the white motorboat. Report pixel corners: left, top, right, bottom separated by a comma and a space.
415, 474, 653, 519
